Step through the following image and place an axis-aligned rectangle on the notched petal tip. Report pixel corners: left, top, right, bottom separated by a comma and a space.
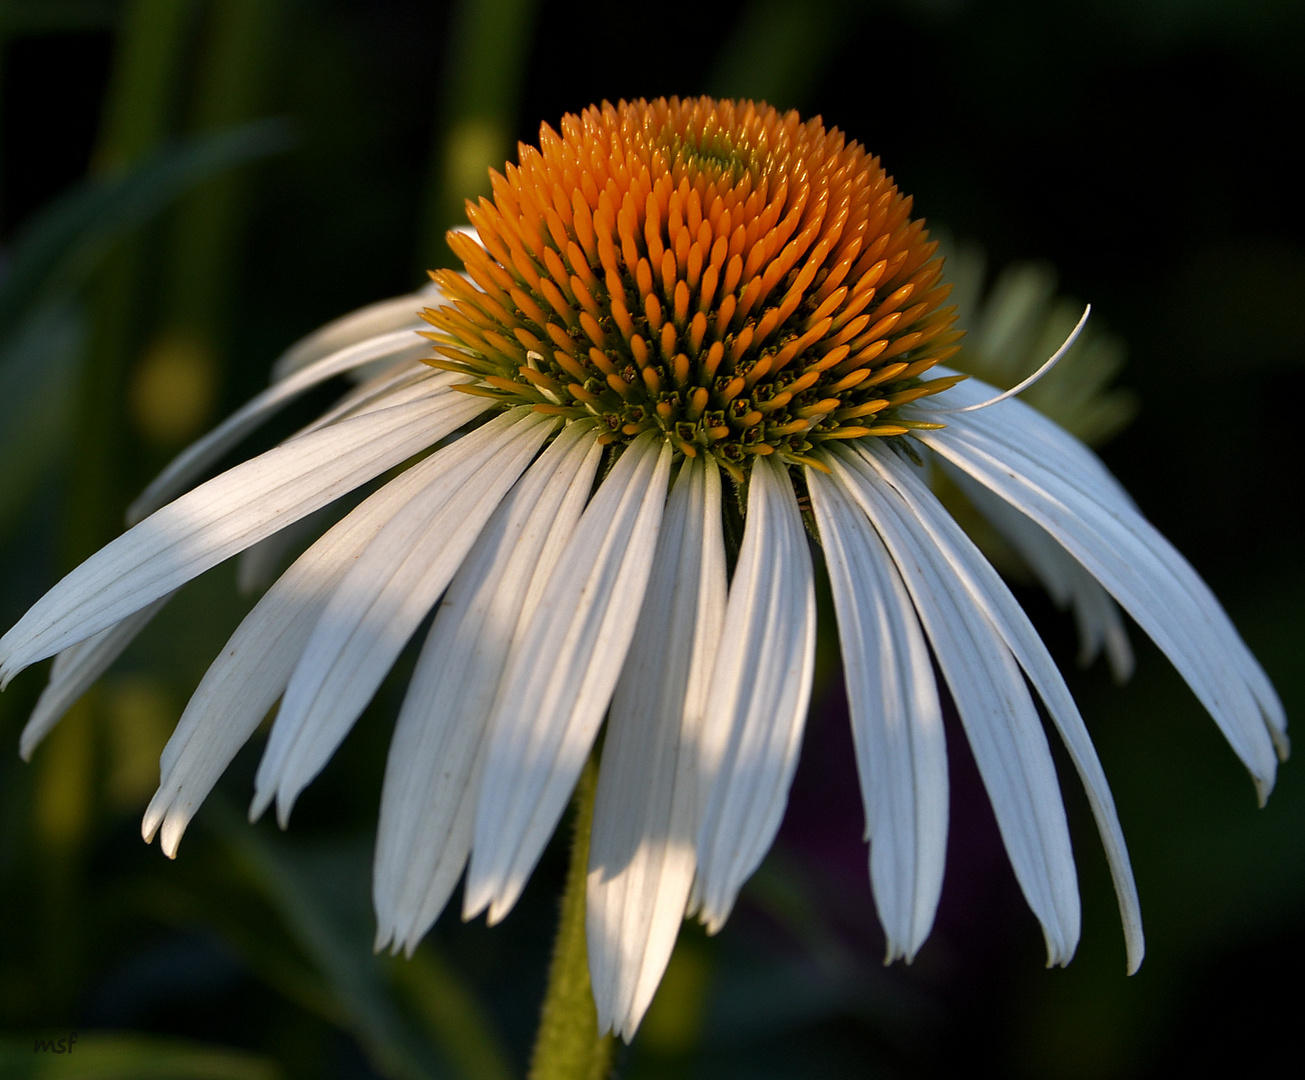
372, 926, 393, 954
141, 802, 164, 845
161, 833, 182, 861
698, 902, 731, 937
247, 789, 271, 825
1043, 932, 1077, 970
274, 790, 298, 830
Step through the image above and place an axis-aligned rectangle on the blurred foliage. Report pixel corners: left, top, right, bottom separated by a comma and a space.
0, 0, 1301, 1078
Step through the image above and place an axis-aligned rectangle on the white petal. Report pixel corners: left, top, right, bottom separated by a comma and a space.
20, 594, 174, 760
142, 442, 466, 857
255, 409, 556, 823
694, 455, 817, 934
232, 366, 450, 595
464, 432, 673, 925
851, 441, 1143, 972
235, 370, 458, 594
129, 330, 444, 524
828, 443, 1081, 966
289, 362, 446, 439
0, 391, 490, 684
914, 389, 1286, 789
373, 421, 602, 953
235, 504, 339, 596
270, 288, 435, 381
587, 455, 727, 1040
954, 469, 1133, 681
922, 369, 1136, 504
806, 466, 947, 963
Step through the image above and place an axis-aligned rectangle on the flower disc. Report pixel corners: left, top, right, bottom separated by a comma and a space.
425, 96, 963, 478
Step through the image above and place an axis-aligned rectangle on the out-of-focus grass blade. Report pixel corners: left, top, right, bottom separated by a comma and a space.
205, 801, 445, 1080
0, 1032, 281, 1079
418, 0, 539, 269
387, 946, 514, 1080
0, 300, 81, 531
0, 117, 295, 335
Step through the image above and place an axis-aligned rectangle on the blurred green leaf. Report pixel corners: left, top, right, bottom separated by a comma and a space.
213, 827, 435, 1079
0, 1032, 280, 1080
387, 950, 514, 1080
138, 797, 514, 1080
0, 299, 81, 530
204, 801, 473, 1080
419, 0, 540, 269
94, 0, 202, 173
0, 117, 295, 335
160, 0, 287, 336
0, 118, 294, 533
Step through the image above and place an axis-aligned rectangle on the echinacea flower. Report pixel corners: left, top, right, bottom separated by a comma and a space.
1, 97, 1286, 1042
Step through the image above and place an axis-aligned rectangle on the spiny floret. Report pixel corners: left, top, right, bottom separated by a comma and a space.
423, 96, 963, 480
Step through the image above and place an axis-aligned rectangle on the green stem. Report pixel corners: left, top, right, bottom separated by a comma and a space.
528, 757, 615, 1080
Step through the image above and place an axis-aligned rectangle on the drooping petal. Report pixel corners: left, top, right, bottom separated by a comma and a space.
270, 287, 436, 381
694, 455, 817, 934
142, 439, 475, 857
254, 409, 555, 824
235, 367, 456, 594
21, 594, 174, 760
465, 432, 673, 925
828, 443, 1081, 967
913, 381, 1286, 789
807, 466, 947, 963
850, 441, 1143, 972
288, 361, 447, 440
588, 455, 727, 1040
235, 503, 341, 596
953, 468, 1133, 680
0, 391, 490, 685
374, 421, 602, 954
129, 331, 447, 523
